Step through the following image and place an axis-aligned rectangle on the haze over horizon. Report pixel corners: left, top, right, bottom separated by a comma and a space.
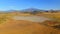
0, 0, 59, 11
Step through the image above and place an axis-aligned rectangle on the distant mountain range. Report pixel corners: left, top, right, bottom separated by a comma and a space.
0, 8, 60, 12
20, 8, 47, 12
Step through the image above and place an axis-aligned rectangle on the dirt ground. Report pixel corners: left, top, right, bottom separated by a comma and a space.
0, 19, 59, 34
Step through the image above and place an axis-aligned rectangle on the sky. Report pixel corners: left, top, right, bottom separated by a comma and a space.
0, 0, 60, 11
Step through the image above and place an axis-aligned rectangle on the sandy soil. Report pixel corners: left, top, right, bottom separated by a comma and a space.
0, 20, 58, 34
12, 16, 51, 22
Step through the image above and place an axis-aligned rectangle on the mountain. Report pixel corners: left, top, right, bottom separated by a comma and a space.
21, 8, 46, 12
1, 8, 48, 13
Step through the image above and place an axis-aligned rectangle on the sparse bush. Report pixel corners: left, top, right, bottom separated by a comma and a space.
52, 25, 60, 29
30, 11, 37, 15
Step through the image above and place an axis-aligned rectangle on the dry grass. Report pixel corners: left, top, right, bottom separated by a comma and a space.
40, 13, 60, 19
36, 13, 60, 22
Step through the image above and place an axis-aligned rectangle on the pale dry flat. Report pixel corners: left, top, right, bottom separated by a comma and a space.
12, 16, 51, 22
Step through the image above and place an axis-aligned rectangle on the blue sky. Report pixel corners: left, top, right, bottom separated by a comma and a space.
0, 0, 59, 10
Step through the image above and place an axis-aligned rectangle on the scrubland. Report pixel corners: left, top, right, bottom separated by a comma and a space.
0, 12, 60, 34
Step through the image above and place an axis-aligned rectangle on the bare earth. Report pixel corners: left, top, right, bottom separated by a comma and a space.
12, 16, 51, 22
